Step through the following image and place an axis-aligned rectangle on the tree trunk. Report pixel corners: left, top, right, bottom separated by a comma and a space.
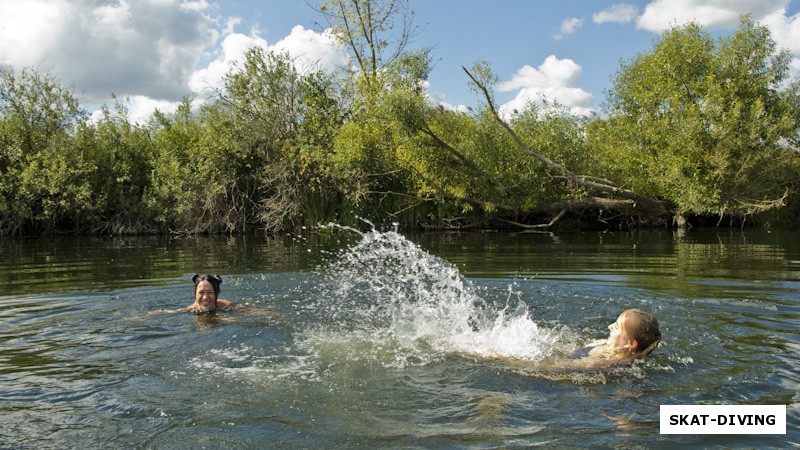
462, 66, 664, 215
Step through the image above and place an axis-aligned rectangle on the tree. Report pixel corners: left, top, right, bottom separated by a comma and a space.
223, 48, 350, 231
594, 17, 800, 223
0, 68, 90, 234
148, 47, 350, 233
383, 59, 660, 230
315, 0, 420, 89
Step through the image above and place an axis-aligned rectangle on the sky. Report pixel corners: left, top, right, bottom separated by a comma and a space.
1, 0, 800, 123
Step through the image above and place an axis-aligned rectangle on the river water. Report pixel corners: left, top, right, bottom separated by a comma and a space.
1, 227, 798, 448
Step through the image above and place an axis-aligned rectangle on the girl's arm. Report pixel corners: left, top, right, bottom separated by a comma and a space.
216, 299, 234, 308
487, 349, 631, 372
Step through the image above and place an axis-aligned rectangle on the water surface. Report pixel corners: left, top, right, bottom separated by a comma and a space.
1, 228, 797, 448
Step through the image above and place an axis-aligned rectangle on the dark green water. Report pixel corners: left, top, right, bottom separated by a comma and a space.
1, 228, 797, 448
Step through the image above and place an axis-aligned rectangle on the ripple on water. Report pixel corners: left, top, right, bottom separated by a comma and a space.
1, 229, 799, 448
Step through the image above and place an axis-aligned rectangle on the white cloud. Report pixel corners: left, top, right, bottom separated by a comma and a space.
224, 16, 242, 35
125, 96, 184, 124
554, 17, 584, 40
499, 56, 581, 92
593, 4, 639, 24
759, 6, 800, 54
181, 0, 210, 12
759, 7, 800, 81
88, 95, 188, 125
1, 0, 217, 104
426, 86, 471, 114
637, 0, 788, 32
188, 32, 269, 95
791, 57, 800, 80
497, 56, 594, 118
0, 0, 70, 67
271, 25, 349, 75
189, 25, 347, 96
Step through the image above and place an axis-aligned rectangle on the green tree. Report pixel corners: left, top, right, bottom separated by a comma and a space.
223, 48, 347, 231
88, 101, 156, 233
149, 48, 348, 233
386, 59, 653, 229
594, 17, 800, 223
0, 68, 90, 234
146, 99, 203, 231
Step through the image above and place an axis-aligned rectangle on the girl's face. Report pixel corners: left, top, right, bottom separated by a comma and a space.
606, 312, 635, 351
194, 280, 218, 311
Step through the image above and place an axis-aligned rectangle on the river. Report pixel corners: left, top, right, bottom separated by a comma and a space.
1, 226, 797, 448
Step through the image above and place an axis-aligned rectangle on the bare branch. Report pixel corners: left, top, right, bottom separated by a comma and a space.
498, 209, 567, 229
462, 66, 663, 212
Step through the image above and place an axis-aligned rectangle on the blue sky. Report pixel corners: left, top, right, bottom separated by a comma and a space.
2, 1, 799, 122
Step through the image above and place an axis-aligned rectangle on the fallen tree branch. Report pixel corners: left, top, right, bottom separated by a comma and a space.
418, 218, 491, 230
543, 197, 644, 212
462, 66, 663, 212
497, 209, 567, 229
419, 124, 508, 194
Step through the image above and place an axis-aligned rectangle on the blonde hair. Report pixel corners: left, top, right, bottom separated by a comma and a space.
621, 309, 661, 355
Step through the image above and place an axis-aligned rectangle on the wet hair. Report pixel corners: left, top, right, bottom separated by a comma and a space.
192, 274, 222, 297
620, 309, 661, 355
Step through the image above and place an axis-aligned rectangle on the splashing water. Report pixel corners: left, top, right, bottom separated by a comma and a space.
303, 226, 564, 367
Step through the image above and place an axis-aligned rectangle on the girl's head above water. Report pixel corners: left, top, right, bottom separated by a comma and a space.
607, 308, 661, 356
192, 274, 223, 311
193, 274, 222, 296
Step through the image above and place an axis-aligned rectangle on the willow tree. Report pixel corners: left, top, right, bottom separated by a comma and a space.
148, 48, 347, 233
460, 63, 662, 228
388, 70, 606, 228
592, 17, 800, 224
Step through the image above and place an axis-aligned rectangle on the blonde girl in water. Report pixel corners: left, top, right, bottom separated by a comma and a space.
585, 308, 661, 363
494, 308, 661, 370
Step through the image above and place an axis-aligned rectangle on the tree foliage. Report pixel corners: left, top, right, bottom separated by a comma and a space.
0, 68, 89, 233
593, 17, 800, 220
2, 10, 800, 236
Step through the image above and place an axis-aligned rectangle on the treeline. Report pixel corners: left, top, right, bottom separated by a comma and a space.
1, 16, 799, 236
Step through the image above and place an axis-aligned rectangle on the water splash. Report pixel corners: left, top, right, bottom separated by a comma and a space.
304, 227, 563, 367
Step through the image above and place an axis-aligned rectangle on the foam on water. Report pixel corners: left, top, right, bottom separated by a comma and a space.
302, 226, 564, 367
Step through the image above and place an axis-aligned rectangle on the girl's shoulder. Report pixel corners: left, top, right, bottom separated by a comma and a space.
572, 339, 607, 358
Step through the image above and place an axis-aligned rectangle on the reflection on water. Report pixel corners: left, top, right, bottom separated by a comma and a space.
0, 233, 348, 297
0, 228, 798, 448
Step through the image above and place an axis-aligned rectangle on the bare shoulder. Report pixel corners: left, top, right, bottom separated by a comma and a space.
217, 299, 234, 308
588, 343, 610, 357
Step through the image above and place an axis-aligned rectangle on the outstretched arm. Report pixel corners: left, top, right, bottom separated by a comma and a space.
128, 308, 181, 320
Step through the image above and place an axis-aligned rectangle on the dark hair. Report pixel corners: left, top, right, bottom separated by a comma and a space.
192, 274, 222, 297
